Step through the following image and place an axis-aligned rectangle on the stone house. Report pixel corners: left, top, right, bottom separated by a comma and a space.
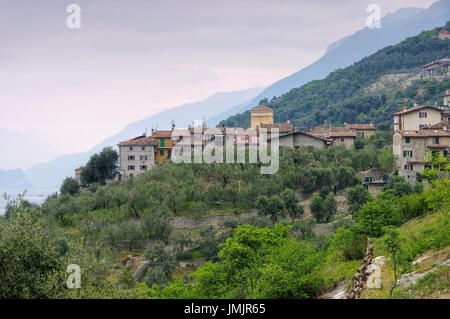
346, 123, 376, 138
393, 129, 450, 183
117, 135, 156, 180
274, 130, 328, 149
393, 105, 444, 131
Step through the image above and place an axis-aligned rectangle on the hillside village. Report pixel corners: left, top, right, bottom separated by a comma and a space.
3, 21, 450, 301
106, 88, 450, 189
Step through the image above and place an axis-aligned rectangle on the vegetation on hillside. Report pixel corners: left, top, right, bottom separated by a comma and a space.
219, 22, 450, 130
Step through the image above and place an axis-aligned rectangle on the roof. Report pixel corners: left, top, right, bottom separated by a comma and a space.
250, 105, 274, 113
329, 131, 357, 138
272, 130, 328, 142
306, 125, 357, 138
393, 105, 442, 116
152, 130, 172, 138
118, 135, 157, 146
421, 121, 450, 130
346, 123, 375, 130
396, 129, 450, 137
260, 122, 294, 133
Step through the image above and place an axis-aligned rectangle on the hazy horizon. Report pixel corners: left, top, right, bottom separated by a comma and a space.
0, 0, 437, 171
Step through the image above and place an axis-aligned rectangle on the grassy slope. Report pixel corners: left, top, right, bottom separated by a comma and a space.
362, 210, 450, 299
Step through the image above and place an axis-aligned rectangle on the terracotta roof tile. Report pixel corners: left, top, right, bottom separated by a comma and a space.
396, 130, 450, 137
260, 122, 294, 132
346, 123, 375, 130
118, 135, 157, 146
393, 105, 442, 116
250, 105, 274, 113
152, 130, 172, 138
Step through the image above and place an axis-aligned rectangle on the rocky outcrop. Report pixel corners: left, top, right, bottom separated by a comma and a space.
366, 256, 386, 289
398, 258, 450, 287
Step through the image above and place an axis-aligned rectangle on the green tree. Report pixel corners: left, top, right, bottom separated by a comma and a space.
60, 177, 80, 195
0, 210, 67, 298
346, 184, 370, 214
256, 195, 285, 224
383, 226, 407, 297
280, 188, 303, 222
144, 243, 176, 287
80, 147, 119, 186
310, 192, 336, 223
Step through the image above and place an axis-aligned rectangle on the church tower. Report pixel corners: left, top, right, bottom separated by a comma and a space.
250, 105, 274, 128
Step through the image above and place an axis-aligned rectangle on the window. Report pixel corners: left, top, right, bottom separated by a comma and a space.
419, 112, 427, 118
295, 146, 300, 150
129, 146, 133, 151
435, 137, 440, 144
403, 150, 412, 158
140, 165, 147, 170
128, 165, 135, 170
140, 155, 148, 161
364, 177, 373, 183
168, 150, 172, 159
128, 155, 135, 161
160, 150, 164, 156
160, 139, 165, 147
141, 146, 145, 151
405, 137, 410, 144
424, 164, 432, 170
340, 137, 344, 142
444, 151, 448, 158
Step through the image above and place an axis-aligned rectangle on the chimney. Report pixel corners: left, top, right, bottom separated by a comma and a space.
403, 106, 408, 111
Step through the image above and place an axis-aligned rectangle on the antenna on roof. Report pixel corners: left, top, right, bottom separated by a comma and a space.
171, 120, 175, 131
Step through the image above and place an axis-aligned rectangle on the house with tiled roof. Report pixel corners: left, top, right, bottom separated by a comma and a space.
345, 123, 376, 138
393, 105, 444, 131
273, 130, 328, 149
151, 129, 174, 164
393, 89, 450, 183
306, 124, 358, 148
117, 134, 157, 180
438, 30, 450, 40
422, 58, 449, 77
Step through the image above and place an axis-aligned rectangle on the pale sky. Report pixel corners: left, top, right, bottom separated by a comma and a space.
0, 0, 437, 170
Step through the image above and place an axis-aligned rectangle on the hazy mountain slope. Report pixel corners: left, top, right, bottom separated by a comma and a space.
220, 22, 450, 129
236, 0, 450, 111
0, 169, 32, 188
24, 87, 265, 188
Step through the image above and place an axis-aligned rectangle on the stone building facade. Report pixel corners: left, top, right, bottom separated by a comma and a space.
117, 135, 156, 180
